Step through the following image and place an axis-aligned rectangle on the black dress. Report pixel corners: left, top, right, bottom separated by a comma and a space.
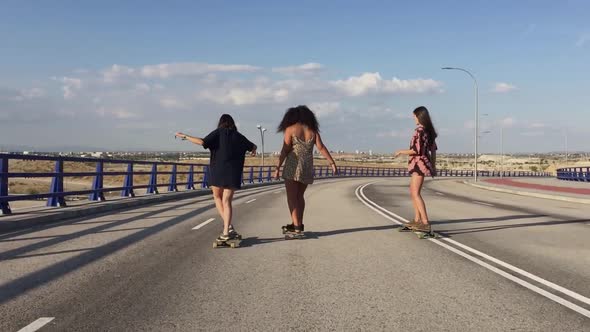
202, 128, 255, 189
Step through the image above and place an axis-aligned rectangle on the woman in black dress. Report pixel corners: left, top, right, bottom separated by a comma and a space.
176, 114, 257, 241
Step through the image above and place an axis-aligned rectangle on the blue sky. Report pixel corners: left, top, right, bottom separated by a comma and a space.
1, 1, 589, 153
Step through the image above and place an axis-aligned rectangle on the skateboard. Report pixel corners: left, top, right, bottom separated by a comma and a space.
212, 236, 242, 248
281, 224, 304, 234
284, 232, 305, 240
399, 223, 438, 239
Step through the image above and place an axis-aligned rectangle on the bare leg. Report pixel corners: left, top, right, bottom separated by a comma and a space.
410, 174, 429, 224
409, 178, 421, 223
296, 182, 308, 228
285, 180, 298, 226
211, 186, 225, 222
221, 188, 235, 235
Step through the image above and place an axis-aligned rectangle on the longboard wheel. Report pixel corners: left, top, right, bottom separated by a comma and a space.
213, 242, 218, 248
230, 242, 236, 248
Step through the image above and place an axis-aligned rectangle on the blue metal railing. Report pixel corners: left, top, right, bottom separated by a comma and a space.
556, 167, 590, 182
0, 153, 552, 215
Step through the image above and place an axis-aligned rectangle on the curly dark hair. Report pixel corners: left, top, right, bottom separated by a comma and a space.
218, 114, 237, 130
277, 105, 320, 133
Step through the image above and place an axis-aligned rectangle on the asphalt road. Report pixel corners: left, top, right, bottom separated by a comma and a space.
1, 178, 589, 331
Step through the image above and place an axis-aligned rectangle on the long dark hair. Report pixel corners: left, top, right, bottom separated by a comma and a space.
218, 114, 237, 130
277, 105, 320, 132
413, 106, 437, 144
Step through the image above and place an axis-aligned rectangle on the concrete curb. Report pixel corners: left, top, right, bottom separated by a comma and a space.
0, 181, 283, 233
464, 181, 590, 205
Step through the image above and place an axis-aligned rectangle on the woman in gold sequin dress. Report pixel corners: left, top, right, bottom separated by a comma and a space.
275, 105, 338, 239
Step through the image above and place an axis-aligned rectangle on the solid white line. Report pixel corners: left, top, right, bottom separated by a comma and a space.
473, 201, 494, 207
436, 192, 445, 196
192, 218, 215, 230
245, 199, 257, 204
431, 240, 590, 318
274, 190, 282, 194
356, 181, 590, 317
18, 317, 55, 332
442, 237, 590, 306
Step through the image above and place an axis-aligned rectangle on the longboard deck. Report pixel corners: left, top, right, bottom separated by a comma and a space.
213, 239, 241, 248
399, 224, 439, 239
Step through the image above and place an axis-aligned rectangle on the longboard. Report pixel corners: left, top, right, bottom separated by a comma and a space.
399, 224, 439, 239
213, 238, 242, 248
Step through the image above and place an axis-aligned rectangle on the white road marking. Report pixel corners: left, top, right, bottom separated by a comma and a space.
436, 192, 445, 196
274, 190, 282, 194
192, 218, 215, 230
245, 199, 257, 204
355, 182, 590, 318
18, 317, 55, 332
473, 201, 494, 207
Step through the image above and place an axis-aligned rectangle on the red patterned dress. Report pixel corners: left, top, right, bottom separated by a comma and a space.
408, 125, 437, 177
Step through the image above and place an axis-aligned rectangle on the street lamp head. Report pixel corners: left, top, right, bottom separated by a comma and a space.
256, 125, 262, 129
262, 128, 267, 132
441, 67, 454, 70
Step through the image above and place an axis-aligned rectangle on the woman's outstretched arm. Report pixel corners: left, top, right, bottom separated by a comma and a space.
175, 132, 204, 146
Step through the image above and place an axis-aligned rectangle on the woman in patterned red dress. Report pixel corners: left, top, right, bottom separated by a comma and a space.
395, 106, 437, 233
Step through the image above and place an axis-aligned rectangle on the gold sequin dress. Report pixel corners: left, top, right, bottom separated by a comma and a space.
282, 135, 315, 184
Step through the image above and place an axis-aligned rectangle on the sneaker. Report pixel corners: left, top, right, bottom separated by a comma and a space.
228, 225, 242, 240
414, 223, 431, 233
217, 233, 230, 242
282, 223, 305, 233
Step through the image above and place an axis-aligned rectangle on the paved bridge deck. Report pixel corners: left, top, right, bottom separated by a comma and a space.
1, 178, 589, 331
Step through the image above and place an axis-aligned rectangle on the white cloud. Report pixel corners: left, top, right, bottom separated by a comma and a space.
134, 83, 151, 93
521, 131, 544, 137
576, 33, 590, 47
309, 102, 340, 118
103, 64, 135, 83
96, 107, 138, 119
160, 97, 189, 110
14, 88, 45, 101
331, 72, 443, 97
140, 62, 260, 79
52, 77, 82, 99
376, 130, 407, 138
528, 122, 547, 129
272, 63, 324, 76
492, 82, 517, 93
501, 117, 516, 128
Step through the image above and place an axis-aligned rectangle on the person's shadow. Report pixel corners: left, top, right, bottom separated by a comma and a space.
239, 225, 398, 247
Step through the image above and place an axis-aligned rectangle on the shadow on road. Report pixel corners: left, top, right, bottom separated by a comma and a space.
239, 225, 398, 247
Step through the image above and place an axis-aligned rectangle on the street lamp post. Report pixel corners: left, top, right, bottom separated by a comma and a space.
256, 125, 267, 167
442, 67, 479, 182
500, 126, 504, 178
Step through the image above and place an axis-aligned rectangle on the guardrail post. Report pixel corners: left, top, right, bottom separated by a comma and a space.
122, 163, 135, 197
89, 161, 105, 201
47, 159, 66, 207
0, 156, 11, 214
186, 165, 195, 190
258, 166, 263, 183
201, 166, 209, 188
319, 166, 323, 178
168, 164, 178, 192
147, 164, 159, 194
248, 167, 254, 184
266, 166, 272, 182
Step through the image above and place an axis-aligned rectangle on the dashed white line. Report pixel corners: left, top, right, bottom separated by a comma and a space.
274, 190, 282, 194
245, 199, 257, 204
436, 192, 445, 196
18, 317, 55, 332
355, 182, 590, 319
473, 201, 494, 207
192, 218, 215, 230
